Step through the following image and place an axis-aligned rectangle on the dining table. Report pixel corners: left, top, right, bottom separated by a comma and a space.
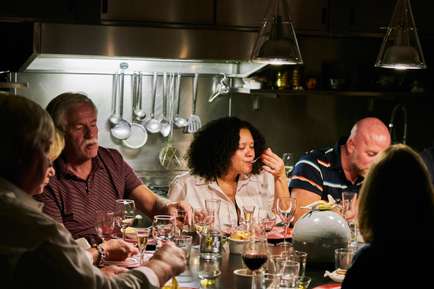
175, 243, 341, 289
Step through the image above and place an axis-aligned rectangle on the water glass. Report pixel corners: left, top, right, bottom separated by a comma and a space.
153, 215, 175, 245
174, 235, 193, 282
334, 247, 355, 274
296, 276, 312, 289
95, 210, 114, 241
288, 250, 308, 278
280, 260, 300, 289
341, 192, 358, 247
262, 272, 282, 289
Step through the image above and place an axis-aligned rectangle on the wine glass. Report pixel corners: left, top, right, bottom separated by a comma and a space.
95, 210, 115, 241
276, 197, 297, 238
242, 239, 269, 289
130, 227, 150, 265
115, 199, 136, 240
242, 205, 256, 225
282, 153, 295, 177
341, 192, 358, 247
152, 215, 175, 245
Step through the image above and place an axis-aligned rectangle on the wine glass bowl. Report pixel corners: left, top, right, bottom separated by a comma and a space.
277, 197, 297, 237
115, 199, 136, 240
241, 239, 269, 289
95, 210, 115, 241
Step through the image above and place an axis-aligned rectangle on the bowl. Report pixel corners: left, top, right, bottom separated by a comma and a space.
233, 268, 252, 289
228, 237, 249, 254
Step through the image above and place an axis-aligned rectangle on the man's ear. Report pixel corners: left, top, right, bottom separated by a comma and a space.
346, 138, 356, 154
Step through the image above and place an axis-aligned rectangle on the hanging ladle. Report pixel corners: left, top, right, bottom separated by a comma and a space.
145, 72, 161, 133
173, 73, 188, 128
110, 63, 131, 140
133, 72, 147, 122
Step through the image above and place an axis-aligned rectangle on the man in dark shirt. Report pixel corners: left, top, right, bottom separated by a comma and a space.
289, 117, 391, 221
35, 92, 190, 243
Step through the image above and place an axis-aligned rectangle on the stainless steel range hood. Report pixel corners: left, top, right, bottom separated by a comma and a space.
20, 22, 266, 77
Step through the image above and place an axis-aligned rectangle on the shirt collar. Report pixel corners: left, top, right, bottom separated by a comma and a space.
56, 150, 103, 179
194, 173, 259, 186
0, 177, 44, 212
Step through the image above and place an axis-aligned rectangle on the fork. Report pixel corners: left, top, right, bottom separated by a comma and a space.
186, 73, 201, 133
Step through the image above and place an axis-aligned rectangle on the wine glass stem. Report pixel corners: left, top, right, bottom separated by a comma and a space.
251, 270, 258, 289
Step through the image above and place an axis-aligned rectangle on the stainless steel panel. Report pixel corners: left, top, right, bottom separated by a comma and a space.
37, 23, 257, 61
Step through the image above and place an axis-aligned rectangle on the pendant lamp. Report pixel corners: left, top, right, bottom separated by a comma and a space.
375, 0, 426, 70
251, 0, 303, 65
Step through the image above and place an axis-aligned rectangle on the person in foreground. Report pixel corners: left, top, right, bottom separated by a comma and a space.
0, 93, 186, 289
341, 144, 434, 289
289, 117, 391, 221
168, 116, 290, 227
35, 92, 190, 243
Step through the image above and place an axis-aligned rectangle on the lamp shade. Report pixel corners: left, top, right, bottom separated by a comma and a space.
375, 0, 426, 70
251, 0, 303, 65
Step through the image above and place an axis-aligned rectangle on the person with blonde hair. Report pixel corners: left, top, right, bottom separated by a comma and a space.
0, 93, 186, 289
342, 144, 434, 289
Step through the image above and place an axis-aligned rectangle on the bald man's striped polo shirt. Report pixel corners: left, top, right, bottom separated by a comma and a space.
289, 140, 362, 201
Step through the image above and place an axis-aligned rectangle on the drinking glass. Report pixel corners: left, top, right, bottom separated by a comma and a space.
242, 239, 269, 289
152, 215, 175, 245
115, 199, 136, 240
262, 272, 282, 289
334, 247, 354, 275
296, 276, 312, 289
242, 205, 256, 225
288, 250, 308, 278
95, 210, 115, 241
341, 192, 358, 247
131, 227, 150, 265
198, 259, 221, 289
174, 235, 194, 282
282, 153, 295, 177
280, 260, 300, 289
277, 197, 297, 238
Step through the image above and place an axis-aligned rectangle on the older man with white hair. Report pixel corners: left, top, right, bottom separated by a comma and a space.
0, 93, 186, 289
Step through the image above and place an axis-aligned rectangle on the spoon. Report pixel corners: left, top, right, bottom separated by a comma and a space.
145, 72, 161, 134
133, 72, 146, 122
110, 64, 131, 140
250, 157, 261, 163
160, 73, 171, 137
173, 73, 188, 128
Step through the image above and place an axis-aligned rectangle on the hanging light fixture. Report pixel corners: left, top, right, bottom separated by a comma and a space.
375, 0, 426, 70
251, 0, 303, 65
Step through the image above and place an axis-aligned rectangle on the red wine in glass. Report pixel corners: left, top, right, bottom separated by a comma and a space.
242, 253, 268, 271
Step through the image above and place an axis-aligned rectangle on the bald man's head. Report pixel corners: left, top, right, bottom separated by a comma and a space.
346, 117, 391, 177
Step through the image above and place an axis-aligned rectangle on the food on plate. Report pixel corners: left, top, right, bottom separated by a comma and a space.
230, 230, 251, 240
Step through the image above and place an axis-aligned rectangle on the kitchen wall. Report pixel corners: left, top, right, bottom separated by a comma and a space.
16, 35, 434, 188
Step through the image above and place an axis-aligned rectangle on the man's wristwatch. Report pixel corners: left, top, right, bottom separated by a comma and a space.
95, 243, 106, 267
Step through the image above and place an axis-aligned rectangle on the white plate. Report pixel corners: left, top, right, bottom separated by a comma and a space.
324, 269, 345, 283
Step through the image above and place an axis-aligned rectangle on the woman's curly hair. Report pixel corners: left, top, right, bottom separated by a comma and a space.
187, 117, 266, 180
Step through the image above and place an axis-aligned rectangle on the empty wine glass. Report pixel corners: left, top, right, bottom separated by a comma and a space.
282, 153, 295, 177
341, 192, 358, 247
277, 197, 297, 238
242, 239, 269, 289
115, 199, 136, 240
95, 210, 115, 241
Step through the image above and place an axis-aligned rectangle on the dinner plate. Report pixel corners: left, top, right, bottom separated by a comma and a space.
266, 226, 292, 245
103, 256, 141, 268
312, 283, 341, 289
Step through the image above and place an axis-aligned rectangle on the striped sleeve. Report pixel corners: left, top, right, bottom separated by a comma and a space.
289, 156, 324, 196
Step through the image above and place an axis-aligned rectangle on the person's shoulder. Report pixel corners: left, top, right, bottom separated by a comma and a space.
172, 172, 197, 184
97, 146, 124, 163
298, 145, 333, 164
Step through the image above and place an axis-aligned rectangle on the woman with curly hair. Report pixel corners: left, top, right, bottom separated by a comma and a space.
168, 116, 290, 227
341, 144, 434, 289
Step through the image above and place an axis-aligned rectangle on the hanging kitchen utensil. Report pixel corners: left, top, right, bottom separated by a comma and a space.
186, 73, 201, 134
159, 73, 183, 170
173, 73, 188, 128
145, 72, 161, 134
133, 72, 147, 122
109, 74, 121, 126
122, 72, 148, 149
110, 63, 132, 140
160, 72, 171, 137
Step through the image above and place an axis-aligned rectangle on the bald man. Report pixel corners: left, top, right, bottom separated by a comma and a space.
290, 117, 391, 221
